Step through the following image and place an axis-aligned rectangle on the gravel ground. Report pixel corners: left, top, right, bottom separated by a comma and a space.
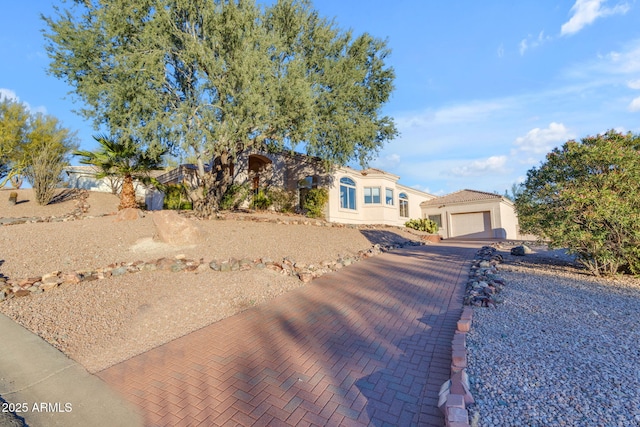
467, 249, 640, 427
0, 190, 424, 373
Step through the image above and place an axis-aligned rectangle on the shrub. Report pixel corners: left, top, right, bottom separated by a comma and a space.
405, 218, 439, 234
163, 183, 192, 210
252, 189, 272, 210
516, 130, 640, 276
302, 188, 328, 218
268, 188, 296, 213
8, 191, 17, 205
219, 183, 250, 210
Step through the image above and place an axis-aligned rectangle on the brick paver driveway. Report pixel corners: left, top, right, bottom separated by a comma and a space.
98, 241, 478, 426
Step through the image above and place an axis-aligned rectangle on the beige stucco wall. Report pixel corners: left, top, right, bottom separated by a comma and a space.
422, 198, 521, 239
326, 168, 434, 226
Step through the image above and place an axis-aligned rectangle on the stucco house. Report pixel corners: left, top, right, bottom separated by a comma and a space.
420, 189, 522, 239
154, 151, 434, 226
325, 167, 434, 226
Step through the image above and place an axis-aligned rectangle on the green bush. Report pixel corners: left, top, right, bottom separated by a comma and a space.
516, 130, 640, 276
252, 189, 272, 210
404, 218, 439, 234
219, 183, 250, 210
302, 188, 328, 218
163, 183, 192, 210
268, 188, 296, 213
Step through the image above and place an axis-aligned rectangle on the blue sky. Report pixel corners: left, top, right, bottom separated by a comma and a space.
2, 0, 640, 196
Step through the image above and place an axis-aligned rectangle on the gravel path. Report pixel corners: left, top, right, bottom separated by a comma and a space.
467, 250, 640, 427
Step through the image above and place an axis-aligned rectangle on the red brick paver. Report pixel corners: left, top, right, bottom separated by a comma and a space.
98, 241, 478, 426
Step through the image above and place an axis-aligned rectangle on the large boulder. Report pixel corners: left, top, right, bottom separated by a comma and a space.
152, 210, 203, 245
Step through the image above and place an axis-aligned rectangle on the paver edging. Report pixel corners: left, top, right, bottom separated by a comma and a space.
439, 245, 508, 427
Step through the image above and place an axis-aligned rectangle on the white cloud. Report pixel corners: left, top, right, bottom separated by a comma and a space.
371, 153, 401, 170
629, 96, 640, 111
519, 31, 552, 56
628, 79, 640, 89
497, 43, 505, 58
397, 100, 511, 129
450, 155, 508, 177
513, 122, 573, 155
561, 0, 630, 36
0, 88, 19, 102
0, 88, 47, 114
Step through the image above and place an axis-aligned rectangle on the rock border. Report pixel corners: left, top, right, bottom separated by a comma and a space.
0, 239, 426, 302
438, 245, 507, 427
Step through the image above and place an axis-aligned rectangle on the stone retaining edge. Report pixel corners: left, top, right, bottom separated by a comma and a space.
438, 245, 506, 427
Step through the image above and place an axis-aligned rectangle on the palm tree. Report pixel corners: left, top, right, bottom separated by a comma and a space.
74, 135, 166, 210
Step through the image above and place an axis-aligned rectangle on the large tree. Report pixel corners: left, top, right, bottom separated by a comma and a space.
0, 97, 30, 183
516, 130, 640, 276
43, 0, 397, 215
0, 97, 77, 204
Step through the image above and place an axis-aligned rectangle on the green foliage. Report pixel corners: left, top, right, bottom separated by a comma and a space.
404, 218, 439, 234
516, 130, 640, 276
43, 0, 397, 211
74, 134, 166, 209
268, 188, 296, 213
162, 183, 192, 210
219, 183, 251, 211
1, 98, 77, 198
252, 190, 273, 211
302, 188, 328, 219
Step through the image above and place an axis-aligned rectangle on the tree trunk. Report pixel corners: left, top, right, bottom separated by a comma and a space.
119, 174, 138, 210
193, 151, 234, 218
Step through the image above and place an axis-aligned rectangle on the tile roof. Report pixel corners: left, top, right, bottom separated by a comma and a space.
420, 189, 505, 207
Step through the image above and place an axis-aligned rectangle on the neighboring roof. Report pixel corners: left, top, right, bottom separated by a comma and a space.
420, 189, 508, 207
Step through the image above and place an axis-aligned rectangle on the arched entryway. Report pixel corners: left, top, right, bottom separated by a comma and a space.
248, 154, 272, 195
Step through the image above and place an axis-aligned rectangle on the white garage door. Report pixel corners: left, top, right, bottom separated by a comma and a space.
450, 211, 492, 238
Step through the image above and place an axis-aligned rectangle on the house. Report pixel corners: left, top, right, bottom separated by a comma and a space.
155, 151, 434, 226
420, 189, 522, 239
325, 167, 434, 226
64, 165, 167, 208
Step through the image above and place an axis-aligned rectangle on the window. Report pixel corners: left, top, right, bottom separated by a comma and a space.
428, 214, 442, 229
364, 187, 381, 204
399, 192, 409, 217
340, 177, 356, 210
385, 188, 394, 205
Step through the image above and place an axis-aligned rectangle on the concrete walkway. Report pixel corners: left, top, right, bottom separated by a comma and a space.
99, 242, 477, 426
0, 313, 143, 427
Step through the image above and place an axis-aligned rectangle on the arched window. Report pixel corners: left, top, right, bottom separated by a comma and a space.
399, 192, 409, 217
340, 177, 356, 210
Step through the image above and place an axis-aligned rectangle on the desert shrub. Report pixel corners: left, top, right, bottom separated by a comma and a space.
268, 188, 296, 213
516, 130, 640, 276
23, 140, 69, 205
219, 183, 250, 210
163, 183, 192, 210
252, 189, 272, 210
405, 218, 439, 234
302, 188, 328, 218
8, 191, 17, 205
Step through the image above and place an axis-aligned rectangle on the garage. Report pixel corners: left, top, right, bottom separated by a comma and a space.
450, 211, 492, 238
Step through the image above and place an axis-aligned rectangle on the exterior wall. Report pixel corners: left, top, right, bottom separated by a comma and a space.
422, 198, 520, 239
498, 201, 521, 239
65, 166, 149, 202
326, 168, 434, 226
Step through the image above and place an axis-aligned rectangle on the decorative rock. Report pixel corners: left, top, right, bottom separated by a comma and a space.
114, 208, 145, 222
152, 210, 203, 245
510, 244, 533, 256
